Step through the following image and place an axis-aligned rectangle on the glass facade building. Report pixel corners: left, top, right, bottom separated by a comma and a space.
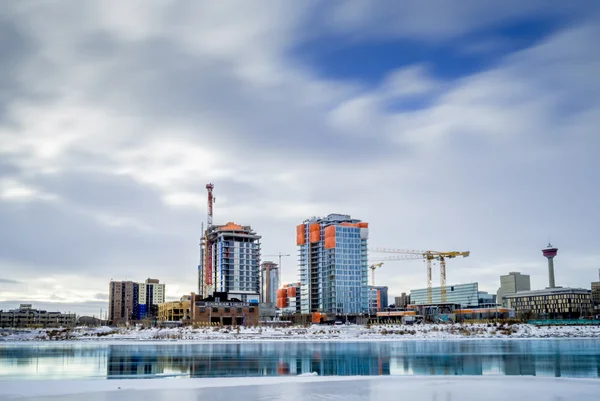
203, 222, 261, 302
297, 214, 369, 315
410, 282, 479, 307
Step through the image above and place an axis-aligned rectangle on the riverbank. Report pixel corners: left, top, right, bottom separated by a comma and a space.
2, 322, 600, 342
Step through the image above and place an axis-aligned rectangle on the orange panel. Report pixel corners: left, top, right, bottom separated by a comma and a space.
376, 290, 381, 310
287, 287, 296, 297
312, 312, 325, 323
219, 222, 244, 231
324, 236, 336, 249
277, 288, 287, 298
309, 230, 320, 243
340, 222, 359, 227
309, 223, 320, 232
358, 222, 369, 228
296, 233, 305, 245
276, 298, 287, 308
324, 225, 336, 238
296, 224, 305, 236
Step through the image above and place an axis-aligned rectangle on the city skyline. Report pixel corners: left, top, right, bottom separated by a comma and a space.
1, 1, 600, 316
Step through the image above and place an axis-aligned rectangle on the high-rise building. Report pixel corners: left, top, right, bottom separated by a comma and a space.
592, 281, 600, 308
376, 286, 389, 309
496, 272, 531, 307
202, 222, 261, 302
261, 261, 279, 304
369, 286, 388, 312
297, 213, 369, 315
394, 293, 410, 308
109, 281, 138, 324
137, 278, 165, 320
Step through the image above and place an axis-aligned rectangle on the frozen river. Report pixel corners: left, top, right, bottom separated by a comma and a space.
1, 339, 600, 380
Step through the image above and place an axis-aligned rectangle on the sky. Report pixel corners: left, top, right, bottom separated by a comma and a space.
1, 1, 599, 317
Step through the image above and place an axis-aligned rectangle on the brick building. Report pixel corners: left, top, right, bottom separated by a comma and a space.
189, 292, 259, 326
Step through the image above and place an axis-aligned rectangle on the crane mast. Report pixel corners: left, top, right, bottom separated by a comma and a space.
370, 248, 470, 304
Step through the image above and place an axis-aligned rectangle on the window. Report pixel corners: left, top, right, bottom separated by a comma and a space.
224, 307, 230, 313
212, 307, 219, 313
249, 307, 255, 313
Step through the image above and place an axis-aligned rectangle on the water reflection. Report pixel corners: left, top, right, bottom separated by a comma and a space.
1, 340, 599, 380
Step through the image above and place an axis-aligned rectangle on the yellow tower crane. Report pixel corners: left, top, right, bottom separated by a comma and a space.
369, 263, 384, 287
370, 248, 470, 304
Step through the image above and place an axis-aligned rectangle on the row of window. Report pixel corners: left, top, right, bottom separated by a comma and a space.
198, 307, 255, 313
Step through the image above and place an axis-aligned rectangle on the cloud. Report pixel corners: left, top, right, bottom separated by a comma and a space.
94, 293, 109, 301
0, 2, 598, 314
0, 278, 20, 284
321, 0, 596, 41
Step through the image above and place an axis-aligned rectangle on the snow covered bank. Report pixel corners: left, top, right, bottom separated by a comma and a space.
1, 376, 599, 401
2, 323, 600, 342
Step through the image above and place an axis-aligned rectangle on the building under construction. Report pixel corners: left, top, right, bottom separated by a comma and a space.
198, 184, 261, 302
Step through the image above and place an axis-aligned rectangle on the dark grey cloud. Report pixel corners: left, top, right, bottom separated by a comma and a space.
0, 13, 33, 122
0, 278, 20, 284
94, 293, 108, 301
0, 196, 197, 275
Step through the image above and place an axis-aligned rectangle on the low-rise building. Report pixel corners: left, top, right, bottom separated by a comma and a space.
504, 287, 593, 319
189, 292, 259, 326
410, 283, 480, 307
0, 304, 76, 328
478, 291, 497, 306
157, 296, 191, 322
276, 283, 301, 315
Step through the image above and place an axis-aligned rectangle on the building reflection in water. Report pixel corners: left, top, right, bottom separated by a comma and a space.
102, 340, 600, 379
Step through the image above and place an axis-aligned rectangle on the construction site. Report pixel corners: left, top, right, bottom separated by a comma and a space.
192, 183, 510, 325
198, 184, 261, 303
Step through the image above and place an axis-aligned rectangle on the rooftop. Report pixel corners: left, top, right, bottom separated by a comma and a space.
504, 287, 591, 298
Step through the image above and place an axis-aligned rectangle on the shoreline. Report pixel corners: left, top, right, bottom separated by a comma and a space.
2, 323, 600, 343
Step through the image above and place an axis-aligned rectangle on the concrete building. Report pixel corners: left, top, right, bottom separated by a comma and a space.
201, 222, 261, 302
394, 293, 410, 308
277, 282, 301, 315
189, 292, 259, 326
137, 278, 165, 320
504, 287, 593, 319
109, 280, 139, 324
261, 261, 279, 304
158, 296, 191, 322
297, 213, 369, 315
410, 283, 479, 307
0, 304, 76, 328
497, 272, 531, 307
